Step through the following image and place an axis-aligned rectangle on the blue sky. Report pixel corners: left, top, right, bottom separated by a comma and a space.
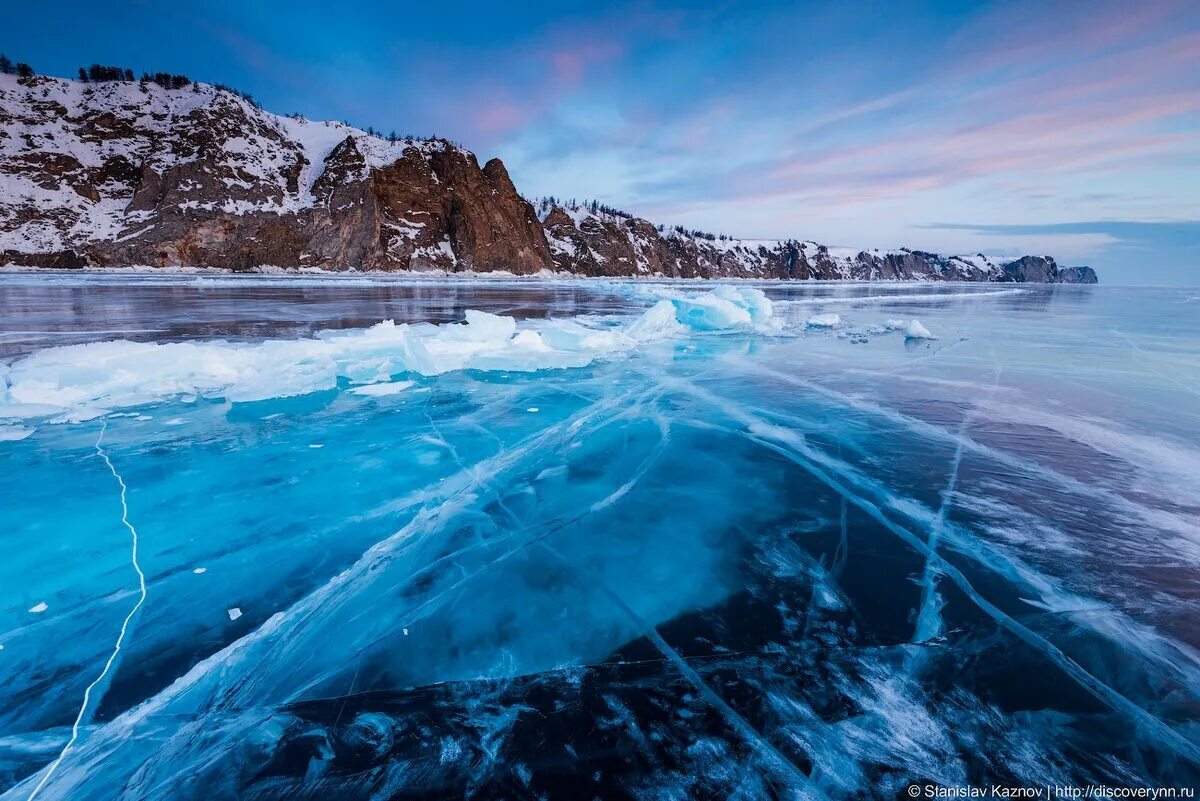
7, 0, 1199, 283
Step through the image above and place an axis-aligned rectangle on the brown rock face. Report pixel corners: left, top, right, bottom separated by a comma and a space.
96, 131, 554, 273
541, 205, 798, 278
357, 149, 552, 274
0, 75, 553, 273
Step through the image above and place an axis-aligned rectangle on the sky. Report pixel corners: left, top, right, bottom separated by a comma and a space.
6, 0, 1199, 283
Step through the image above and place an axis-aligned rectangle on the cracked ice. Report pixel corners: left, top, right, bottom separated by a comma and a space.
1, 276, 1198, 799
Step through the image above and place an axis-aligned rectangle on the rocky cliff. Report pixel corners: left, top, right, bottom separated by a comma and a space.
0, 74, 550, 273
0, 73, 1096, 282
1055, 265, 1098, 284
538, 201, 1087, 282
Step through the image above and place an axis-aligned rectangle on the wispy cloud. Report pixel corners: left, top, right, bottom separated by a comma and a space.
923, 220, 1200, 249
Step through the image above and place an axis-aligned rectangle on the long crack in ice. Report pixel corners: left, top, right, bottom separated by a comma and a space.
912, 345, 1003, 653
26, 422, 148, 801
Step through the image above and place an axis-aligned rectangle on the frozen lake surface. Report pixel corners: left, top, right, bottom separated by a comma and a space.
1, 274, 1198, 798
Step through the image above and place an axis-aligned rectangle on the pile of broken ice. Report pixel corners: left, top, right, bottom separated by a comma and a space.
0, 287, 781, 419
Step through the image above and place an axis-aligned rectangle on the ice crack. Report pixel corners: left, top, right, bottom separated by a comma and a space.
540, 543, 813, 794
659, 373, 1200, 765
912, 346, 1003, 650
27, 421, 148, 801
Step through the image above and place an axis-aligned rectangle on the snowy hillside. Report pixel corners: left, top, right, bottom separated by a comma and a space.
0, 73, 1095, 281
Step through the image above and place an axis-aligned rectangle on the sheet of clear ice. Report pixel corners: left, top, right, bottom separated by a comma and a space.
1, 275, 1199, 799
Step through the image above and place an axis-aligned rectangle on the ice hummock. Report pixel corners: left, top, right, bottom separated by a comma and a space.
868, 318, 935, 339
904, 319, 935, 339
670, 286, 776, 331
0, 288, 780, 420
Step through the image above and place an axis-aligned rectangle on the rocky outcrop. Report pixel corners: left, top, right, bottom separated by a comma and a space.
0, 73, 1096, 282
541, 205, 789, 278
1057, 265, 1098, 284
994, 255, 1058, 283
0, 75, 552, 274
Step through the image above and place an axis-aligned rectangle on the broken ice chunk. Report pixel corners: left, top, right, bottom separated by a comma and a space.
28, 602, 48, 614
710, 285, 775, 323
539, 321, 627, 352
0, 287, 786, 420
904, 319, 935, 340
672, 294, 754, 330
805, 313, 841, 328
227, 607, 243, 621
439, 309, 517, 343
625, 300, 684, 341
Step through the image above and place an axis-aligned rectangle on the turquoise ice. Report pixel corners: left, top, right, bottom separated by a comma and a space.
1, 276, 1198, 798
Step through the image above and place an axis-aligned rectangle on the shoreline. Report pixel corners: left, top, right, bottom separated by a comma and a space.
0, 264, 1082, 286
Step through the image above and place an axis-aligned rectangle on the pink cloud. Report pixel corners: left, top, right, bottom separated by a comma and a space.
547, 40, 622, 85
472, 99, 530, 136
944, 0, 1197, 74
418, 30, 627, 145
638, 6, 1200, 213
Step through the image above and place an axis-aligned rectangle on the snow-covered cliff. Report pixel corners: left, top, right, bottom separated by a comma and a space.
0, 73, 1095, 282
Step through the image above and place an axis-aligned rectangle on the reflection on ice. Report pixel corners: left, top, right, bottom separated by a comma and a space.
1, 280, 1199, 798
